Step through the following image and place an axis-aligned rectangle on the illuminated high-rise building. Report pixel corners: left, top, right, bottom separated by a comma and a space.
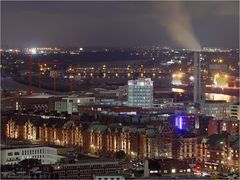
128, 78, 153, 108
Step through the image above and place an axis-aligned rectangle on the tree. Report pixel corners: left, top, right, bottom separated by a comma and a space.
115, 150, 126, 160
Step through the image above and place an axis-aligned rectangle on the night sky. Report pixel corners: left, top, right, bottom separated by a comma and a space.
1, 1, 239, 49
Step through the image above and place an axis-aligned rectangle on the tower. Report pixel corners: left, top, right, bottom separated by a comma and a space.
194, 51, 201, 104
194, 51, 201, 129
28, 48, 37, 94
28, 55, 32, 94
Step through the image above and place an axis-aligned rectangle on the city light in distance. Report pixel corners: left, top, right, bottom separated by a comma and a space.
189, 76, 194, 81
172, 72, 184, 78
172, 72, 184, 85
213, 73, 228, 89
30, 48, 37, 55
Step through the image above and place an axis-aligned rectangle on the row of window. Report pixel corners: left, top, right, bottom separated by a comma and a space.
21, 148, 49, 155
7, 152, 19, 156
98, 177, 121, 180
7, 157, 19, 161
150, 168, 191, 174
129, 100, 153, 102
61, 175, 91, 179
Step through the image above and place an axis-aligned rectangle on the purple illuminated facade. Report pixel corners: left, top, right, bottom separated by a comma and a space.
174, 115, 195, 131
175, 116, 184, 130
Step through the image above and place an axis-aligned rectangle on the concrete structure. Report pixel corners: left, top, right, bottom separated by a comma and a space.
193, 52, 201, 129
54, 160, 121, 179
1, 145, 57, 165
77, 96, 95, 105
144, 159, 192, 177
128, 78, 153, 108
95, 86, 128, 100
97, 99, 125, 106
201, 100, 230, 120
15, 95, 61, 112
55, 98, 77, 114
55, 95, 95, 114
1, 160, 124, 180
230, 103, 240, 120
94, 175, 125, 180
194, 52, 201, 104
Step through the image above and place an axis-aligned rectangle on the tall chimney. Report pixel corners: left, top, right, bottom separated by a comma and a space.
194, 51, 201, 129
28, 55, 32, 94
194, 51, 201, 104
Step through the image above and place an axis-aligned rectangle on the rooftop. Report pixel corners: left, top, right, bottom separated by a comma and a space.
1, 144, 57, 150
204, 100, 227, 104
204, 133, 239, 149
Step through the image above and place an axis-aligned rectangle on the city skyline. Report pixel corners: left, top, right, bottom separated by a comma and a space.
2, 1, 239, 49
1, 1, 239, 179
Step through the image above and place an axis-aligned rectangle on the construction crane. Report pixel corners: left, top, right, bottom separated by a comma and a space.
37, 60, 62, 94
66, 65, 75, 92
28, 55, 33, 94
26, 48, 62, 94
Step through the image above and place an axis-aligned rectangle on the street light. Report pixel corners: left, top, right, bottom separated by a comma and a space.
189, 76, 194, 81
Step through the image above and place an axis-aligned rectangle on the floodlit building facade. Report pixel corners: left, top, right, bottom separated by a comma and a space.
196, 133, 239, 173
128, 78, 153, 108
4, 113, 182, 161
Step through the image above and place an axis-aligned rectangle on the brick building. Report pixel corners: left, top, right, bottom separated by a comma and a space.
196, 133, 239, 173
3, 113, 185, 161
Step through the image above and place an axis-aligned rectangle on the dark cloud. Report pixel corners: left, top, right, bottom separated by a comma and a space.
1, 1, 239, 48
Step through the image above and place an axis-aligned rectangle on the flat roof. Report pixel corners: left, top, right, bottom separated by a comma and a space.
24, 95, 54, 99
1, 144, 56, 150
204, 100, 227, 103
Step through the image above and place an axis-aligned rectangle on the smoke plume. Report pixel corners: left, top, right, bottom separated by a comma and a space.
158, 2, 201, 50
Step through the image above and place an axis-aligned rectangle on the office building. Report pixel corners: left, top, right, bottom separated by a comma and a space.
1, 145, 57, 165
55, 98, 77, 114
128, 78, 153, 108
201, 100, 230, 120
230, 103, 240, 120
55, 95, 95, 114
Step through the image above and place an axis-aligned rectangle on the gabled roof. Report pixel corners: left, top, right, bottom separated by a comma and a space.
146, 129, 157, 138
205, 133, 239, 149
231, 138, 240, 150
86, 124, 107, 133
